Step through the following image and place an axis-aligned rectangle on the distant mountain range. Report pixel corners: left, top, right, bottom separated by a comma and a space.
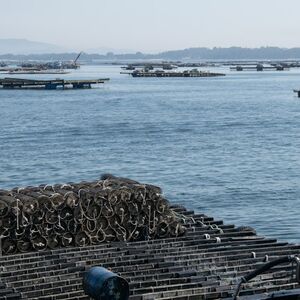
1, 39, 300, 60
141, 47, 300, 60
0, 39, 69, 54
0, 39, 132, 56
155, 47, 300, 60
85, 47, 135, 55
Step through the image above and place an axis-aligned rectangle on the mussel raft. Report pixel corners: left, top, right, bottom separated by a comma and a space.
0, 175, 299, 300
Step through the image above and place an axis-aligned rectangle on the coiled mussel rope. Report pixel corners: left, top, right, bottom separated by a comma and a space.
0, 175, 187, 255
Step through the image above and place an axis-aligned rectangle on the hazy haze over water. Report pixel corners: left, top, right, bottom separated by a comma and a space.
1, 0, 300, 52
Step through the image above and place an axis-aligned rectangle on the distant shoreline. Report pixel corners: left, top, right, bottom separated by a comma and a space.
2, 58, 300, 67
2, 46, 300, 62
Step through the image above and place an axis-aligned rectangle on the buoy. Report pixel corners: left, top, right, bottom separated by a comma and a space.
83, 266, 129, 300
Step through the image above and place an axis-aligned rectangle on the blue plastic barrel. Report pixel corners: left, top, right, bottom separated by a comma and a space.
83, 266, 129, 300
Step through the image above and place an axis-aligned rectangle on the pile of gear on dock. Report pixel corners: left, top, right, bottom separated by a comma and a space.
0, 176, 299, 300
0, 175, 186, 255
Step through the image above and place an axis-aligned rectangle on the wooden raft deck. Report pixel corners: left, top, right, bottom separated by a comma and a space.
129, 71, 225, 78
0, 78, 109, 90
0, 205, 299, 300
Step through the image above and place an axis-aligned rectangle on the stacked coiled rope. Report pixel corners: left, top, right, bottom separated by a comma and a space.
0, 175, 186, 255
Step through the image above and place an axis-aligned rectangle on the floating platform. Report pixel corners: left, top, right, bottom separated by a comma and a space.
230, 65, 289, 71
0, 68, 69, 75
122, 63, 178, 71
0, 77, 109, 90
0, 176, 299, 300
129, 69, 225, 78
5, 70, 70, 75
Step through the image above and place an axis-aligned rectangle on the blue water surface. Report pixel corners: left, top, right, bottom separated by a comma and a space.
0, 65, 299, 242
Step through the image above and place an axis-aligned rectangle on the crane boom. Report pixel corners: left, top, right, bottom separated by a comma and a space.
74, 51, 83, 63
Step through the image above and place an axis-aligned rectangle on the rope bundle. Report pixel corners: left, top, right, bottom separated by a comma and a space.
0, 175, 186, 255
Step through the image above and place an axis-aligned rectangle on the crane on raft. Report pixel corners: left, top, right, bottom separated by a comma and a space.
72, 51, 83, 69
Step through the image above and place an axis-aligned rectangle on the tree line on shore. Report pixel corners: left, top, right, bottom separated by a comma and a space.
2, 47, 300, 61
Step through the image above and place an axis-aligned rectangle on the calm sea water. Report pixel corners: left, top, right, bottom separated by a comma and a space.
0, 65, 299, 243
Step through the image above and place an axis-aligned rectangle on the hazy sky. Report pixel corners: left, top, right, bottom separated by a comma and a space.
1, 0, 300, 52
